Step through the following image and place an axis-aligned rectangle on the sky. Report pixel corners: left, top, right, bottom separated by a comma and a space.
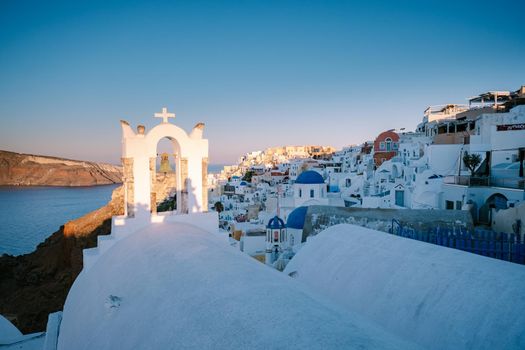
0, 0, 524, 165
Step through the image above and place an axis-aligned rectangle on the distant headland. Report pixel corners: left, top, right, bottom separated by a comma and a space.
0, 150, 123, 187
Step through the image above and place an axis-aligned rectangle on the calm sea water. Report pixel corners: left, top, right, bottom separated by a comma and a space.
208, 164, 225, 174
0, 185, 118, 256
0, 164, 225, 256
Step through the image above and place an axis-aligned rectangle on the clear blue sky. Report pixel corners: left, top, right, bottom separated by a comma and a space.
1, 0, 523, 164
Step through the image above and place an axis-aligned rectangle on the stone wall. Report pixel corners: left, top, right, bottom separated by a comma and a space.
122, 157, 134, 217
302, 206, 474, 242
202, 157, 208, 211
149, 157, 157, 214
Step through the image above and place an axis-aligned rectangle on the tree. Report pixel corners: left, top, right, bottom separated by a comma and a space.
242, 170, 254, 183
214, 201, 224, 213
463, 152, 482, 176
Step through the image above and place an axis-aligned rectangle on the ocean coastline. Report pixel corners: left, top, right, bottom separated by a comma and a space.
0, 185, 124, 333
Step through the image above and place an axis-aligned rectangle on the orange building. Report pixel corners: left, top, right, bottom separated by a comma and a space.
373, 130, 399, 166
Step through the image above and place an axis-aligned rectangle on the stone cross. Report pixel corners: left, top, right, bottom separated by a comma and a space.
154, 107, 175, 123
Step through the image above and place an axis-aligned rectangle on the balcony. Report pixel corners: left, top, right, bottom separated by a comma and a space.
444, 175, 524, 189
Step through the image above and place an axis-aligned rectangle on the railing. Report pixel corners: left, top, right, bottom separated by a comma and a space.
390, 225, 525, 265
372, 190, 391, 198
443, 175, 524, 189
490, 177, 525, 189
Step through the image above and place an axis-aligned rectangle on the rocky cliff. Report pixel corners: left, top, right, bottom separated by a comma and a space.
0, 150, 122, 186
0, 186, 124, 333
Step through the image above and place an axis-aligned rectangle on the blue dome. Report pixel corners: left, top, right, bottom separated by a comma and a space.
295, 171, 324, 184
287, 206, 308, 230
267, 216, 286, 230
240, 181, 248, 186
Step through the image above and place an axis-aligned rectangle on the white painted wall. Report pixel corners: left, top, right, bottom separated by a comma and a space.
293, 183, 328, 207
426, 144, 464, 175
287, 227, 303, 246
240, 235, 266, 256
492, 202, 525, 234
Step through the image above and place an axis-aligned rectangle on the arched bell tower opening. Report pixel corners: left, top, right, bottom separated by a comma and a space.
120, 107, 209, 219
151, 137, 181, 214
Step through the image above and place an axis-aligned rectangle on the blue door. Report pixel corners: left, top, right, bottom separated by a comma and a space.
395, 190, 404, 207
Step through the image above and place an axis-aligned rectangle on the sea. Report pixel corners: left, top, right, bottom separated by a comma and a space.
0, 164, 226, 256
0, 185, 119, 256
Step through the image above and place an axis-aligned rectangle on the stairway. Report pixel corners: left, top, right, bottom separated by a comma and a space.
82, 216, 129, 272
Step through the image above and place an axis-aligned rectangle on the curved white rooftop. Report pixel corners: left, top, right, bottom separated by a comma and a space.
284, 224, 525, 350
0, 315, 22, 344
0, 315, 45, 349
58, 222, 416, 350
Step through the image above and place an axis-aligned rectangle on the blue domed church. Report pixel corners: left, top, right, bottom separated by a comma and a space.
286, 206, 308, 246
292, 170, 329, 207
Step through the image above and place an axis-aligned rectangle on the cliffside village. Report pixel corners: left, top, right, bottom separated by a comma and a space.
207, 85, 525, 266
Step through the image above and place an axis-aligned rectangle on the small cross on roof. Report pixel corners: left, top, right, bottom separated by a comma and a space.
154, 107, 175, 123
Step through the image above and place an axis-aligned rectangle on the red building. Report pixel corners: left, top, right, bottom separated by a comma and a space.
373, 130, 399, 166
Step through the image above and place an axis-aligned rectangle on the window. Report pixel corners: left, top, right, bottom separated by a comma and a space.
380, 142, 386, 150
392, 143, 398, 150
310, 189, 315, 198
456, 201, 462, 210
385, 138, 392, 151
299, 189, 302, 197
445, 200, 454, 210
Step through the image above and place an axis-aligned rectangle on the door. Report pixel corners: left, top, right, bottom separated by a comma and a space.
395, 190, 404, 207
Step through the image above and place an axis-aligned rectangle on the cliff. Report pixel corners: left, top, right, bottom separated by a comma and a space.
0, 186, 124, 333
0, 150, 122, 186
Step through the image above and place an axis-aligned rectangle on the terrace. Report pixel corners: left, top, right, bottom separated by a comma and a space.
443, 175, 524, 190
423, 104, 469, 123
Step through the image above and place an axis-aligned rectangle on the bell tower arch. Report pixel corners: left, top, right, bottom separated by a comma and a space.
120, 107, 209, 218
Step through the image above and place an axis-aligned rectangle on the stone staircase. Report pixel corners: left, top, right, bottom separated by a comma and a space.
82, 216, 133, 272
